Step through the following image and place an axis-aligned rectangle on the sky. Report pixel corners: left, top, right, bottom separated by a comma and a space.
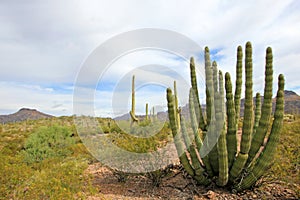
0, 0, 300, 117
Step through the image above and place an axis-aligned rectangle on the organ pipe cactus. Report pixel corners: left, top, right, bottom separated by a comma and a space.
166, 42, 285, 191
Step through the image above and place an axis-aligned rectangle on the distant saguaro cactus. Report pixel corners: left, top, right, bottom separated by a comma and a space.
130, 75, 139, 126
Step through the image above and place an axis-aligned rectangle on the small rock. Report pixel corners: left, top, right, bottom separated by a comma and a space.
284, 189, 294, 194
206, 190, 216, 199
252, 194, 257, 198
265, 191, 271, 196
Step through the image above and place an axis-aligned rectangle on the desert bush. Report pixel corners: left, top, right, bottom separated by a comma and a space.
22, 125, 75, 163
12, 157, 95, 200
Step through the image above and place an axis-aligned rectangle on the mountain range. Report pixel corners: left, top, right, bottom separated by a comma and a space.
0, 108, 53, 124
115, 90, 300, 121
0, 90, 299, 124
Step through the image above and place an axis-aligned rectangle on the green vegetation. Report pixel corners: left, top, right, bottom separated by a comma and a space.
22, 125, 75, 164
166, 42, 286, 191
0, 118, 96, 200
0, 114, 299, 198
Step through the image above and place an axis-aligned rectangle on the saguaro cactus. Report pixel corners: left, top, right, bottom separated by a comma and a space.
130, 75, 139, 125
166, 42, 285, 191
145, 103, 149, 121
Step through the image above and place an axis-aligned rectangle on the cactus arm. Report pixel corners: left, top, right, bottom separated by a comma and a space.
166, 88, 194, 176
189, 88, 203, 150
145, 103, 149, 121
217, 70, 229, 186
174, 81, 180, 129
235, 75, 284, 192
180, 114, 210, 184
190, 57, 206, 130
248, 47, 273, 162
205, 47, 213, 127
208, 61, 220, 174
230, 42, 253, 181
130, 75, 139, 124
131, 75, 136, 116
130, 111, 139, 122
253, 93, 261, 134
225, 72, 237, 169
234, 46, 243, 124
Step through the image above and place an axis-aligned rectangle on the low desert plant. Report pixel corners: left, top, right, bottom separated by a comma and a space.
22, 125, 75, 163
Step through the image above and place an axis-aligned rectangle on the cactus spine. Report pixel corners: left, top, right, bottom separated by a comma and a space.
166, 42, 284, 191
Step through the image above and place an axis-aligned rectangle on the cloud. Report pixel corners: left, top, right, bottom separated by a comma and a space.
0, 0, 299, 116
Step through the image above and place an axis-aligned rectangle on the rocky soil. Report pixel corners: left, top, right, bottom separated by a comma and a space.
86, 162, 299, 200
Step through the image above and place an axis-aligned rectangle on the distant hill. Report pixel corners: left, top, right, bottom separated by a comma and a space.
282, 90, 300, 114
240, 90, 300, 116
0, 108, 53, 124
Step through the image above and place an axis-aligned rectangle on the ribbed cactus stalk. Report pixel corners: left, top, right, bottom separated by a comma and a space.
174, 81, 180, 129
234, 46, 243, 125
190, 57, 206, 130
216, 71, 228, 186
229, 42, 253, 181
225, 72, 237, 169
253, 93, 261, 134
166, 42, 284, 191
208, 61, 220, 174
247, 47, 273, 163
235, 74, 284, 192
145, 103, 149, 121
130, 75, 139, 125
167, 88, 210, 185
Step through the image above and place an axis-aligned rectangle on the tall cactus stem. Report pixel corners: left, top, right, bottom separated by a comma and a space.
166, 88, 194, 176
225, 72, 237, 169
235, 75, 284, 191
167, 88, 210, 185
180, 115, 208, 179
253, 93, 261, 134
217, 70, 229, 186
208, 61, 220, 174
248, 47, 273, 163
174, 81, 180, 129
189, 88, 203, 150
190, 57, 206, 130
234, 46, 243, 126
130, 75, 139, 125
145, 103, 149, 121
205, 47, 213, 127
230, 42, 253, 181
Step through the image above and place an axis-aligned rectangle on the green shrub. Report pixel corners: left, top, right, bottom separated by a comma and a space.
12, 157, 95, 200
22, 125, 75, 163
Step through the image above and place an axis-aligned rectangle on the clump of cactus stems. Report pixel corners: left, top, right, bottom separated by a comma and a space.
166, 42, 285, 192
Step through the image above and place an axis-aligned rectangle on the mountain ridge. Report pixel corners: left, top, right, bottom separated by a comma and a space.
0, 108, 53, 124
114, 90, 300, 120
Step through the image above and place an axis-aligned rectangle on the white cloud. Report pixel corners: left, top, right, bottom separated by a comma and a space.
0, 0, 299, 116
